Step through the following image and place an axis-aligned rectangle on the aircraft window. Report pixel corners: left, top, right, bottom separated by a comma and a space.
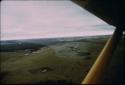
1, 1, 115, 84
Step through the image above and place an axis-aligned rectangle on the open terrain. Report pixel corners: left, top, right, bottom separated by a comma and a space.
0, 35, 109, 84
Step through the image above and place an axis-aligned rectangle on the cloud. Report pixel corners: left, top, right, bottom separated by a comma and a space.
1, 1, 115, 40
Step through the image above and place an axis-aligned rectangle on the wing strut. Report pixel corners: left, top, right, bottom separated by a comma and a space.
81, 28, 123, 84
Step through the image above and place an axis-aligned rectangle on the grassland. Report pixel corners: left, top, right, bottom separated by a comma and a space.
0, 36, 108, 84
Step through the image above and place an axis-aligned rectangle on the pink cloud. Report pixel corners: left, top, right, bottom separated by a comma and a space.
1, 1, 115, 40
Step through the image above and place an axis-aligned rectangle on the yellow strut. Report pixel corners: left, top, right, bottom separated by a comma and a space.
82, 29, 123, 84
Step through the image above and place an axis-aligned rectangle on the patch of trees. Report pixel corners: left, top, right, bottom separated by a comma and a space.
0, 43, 46, 52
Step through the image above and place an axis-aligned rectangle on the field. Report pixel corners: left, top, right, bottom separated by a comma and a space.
0, 36, 109, 84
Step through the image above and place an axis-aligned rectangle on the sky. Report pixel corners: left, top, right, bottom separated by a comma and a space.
1, 0, 115, 40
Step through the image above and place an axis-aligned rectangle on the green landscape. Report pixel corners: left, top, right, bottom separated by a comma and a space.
0, 35, 109, 84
